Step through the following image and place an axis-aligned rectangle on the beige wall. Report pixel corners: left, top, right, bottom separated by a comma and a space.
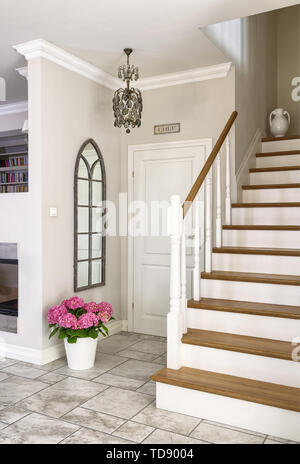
276, 5, 300, 134
40, 59, 121, 350
204, 12, 278, 170
120, 71, 236, 320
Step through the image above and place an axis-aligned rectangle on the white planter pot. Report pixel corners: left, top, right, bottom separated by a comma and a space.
64, 337, 98, 370
269, 108, 290, 137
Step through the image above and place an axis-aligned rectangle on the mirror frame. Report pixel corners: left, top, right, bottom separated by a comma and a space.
74, 138, 106, 292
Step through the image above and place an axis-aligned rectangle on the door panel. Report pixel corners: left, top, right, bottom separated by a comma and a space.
132, 142, 210, 336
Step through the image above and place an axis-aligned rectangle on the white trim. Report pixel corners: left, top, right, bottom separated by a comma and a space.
16, 66, 28, 80
127, 139, 212, 333
13, 39, 232, 91
13, 39, 119, 91
138, 62, 232, 91
0, 100, 28, 116
236, 128, 261, 201
1, 319, 127, 365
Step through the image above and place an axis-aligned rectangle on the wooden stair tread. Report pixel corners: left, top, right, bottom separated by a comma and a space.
242, 183, 300, 190
201, 270, 300, 286
187, 297, 300, 319
256, 150, 300, 157
232, 202, 300, 208
182, 328, 298, 361
223, 225, 300, 230
212, 246, 300, 256
151, 366, 300, 412
250, 166, 300, 173
262, 135, 300, 142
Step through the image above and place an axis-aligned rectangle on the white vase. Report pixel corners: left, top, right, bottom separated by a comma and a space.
269, 108, 290, 137
64, 337, 98, 370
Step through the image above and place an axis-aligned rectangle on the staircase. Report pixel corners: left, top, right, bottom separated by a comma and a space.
152, 120, 300, 442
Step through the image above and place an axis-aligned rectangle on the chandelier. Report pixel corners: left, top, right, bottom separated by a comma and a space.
112, 48, 142, 134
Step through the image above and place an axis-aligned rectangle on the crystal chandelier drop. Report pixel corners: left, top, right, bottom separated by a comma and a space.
112, 48, 142, 134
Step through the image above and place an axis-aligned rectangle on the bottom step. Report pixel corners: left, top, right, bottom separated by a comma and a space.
152, 367, 300, 442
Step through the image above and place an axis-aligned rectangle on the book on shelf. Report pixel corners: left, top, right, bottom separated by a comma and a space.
0, 184, 28, 193
0, 171, 28, 184
0, 155, 28, 168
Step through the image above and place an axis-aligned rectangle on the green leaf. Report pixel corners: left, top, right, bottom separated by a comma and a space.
67, 336, 77, 344
58, 329, 68, 339
49, 327, 59, 339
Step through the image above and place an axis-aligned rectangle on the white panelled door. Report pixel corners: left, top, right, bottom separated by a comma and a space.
131, 140, 211, 336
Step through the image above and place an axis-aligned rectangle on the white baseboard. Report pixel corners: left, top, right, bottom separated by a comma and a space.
236, 128, 261, 201
1, 320, 128, 365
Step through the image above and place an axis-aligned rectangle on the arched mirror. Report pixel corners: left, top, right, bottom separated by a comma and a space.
74, 139, 106, 291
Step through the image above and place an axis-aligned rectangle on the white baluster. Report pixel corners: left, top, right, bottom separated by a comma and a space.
215, 152, 222, 248
225, 136, 231, 225
205, 167, 212, 273
181, 220, 187, 333
167, 195, 183, 369
193, 199, 200, 301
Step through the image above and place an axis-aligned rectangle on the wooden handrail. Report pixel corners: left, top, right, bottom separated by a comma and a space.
183, 110, 238, 218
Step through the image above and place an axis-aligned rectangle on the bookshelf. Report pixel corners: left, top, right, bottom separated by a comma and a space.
0, 129, 28, 193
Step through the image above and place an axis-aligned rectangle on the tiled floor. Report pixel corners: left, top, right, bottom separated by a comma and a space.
0, 331, 297, 444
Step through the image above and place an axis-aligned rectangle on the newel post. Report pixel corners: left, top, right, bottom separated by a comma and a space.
167, 195, 183, 369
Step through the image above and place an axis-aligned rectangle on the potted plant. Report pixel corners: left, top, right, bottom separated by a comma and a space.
47, 296, 113, 370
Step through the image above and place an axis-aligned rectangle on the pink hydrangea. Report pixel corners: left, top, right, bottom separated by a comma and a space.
97, 310, 111, 324
98, 302, 113, 316
63, 296, 85, 310
84, 301, 100, 313
58, 312, 79, 329
47, 304, 67, 325
78, 312, 99, 329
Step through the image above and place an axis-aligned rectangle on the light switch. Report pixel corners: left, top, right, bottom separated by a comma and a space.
49, 207, 57, 217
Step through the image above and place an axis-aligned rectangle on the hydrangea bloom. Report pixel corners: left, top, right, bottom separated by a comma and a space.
58, 312, 78, 329
47, 304, 67, 325
98, 302, 113, 316
78, 312, 98, 329
84, 301, 100, 313
63, 296, 85, 309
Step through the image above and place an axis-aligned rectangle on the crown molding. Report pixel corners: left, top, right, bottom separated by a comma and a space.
16, 66, 28, 79
13, 39, 232, 91
138, 62, 232, 91
0, 100, 28, 115
13, 39, 119, 90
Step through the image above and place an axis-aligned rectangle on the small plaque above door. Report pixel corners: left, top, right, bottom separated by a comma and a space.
154, 123, 180, 135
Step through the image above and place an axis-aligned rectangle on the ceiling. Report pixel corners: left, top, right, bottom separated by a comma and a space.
0, 0, 298, 104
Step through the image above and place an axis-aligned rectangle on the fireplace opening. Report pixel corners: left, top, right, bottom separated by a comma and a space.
0, 244, 18, 333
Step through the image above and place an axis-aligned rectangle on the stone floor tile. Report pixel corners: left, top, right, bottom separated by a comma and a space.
116, 349, 158, 362
63, 407, 125, 434
0, 405, 30, 424
0, 413, 79, 444
143, 429, 208, 444
190, 422, 265, 444
82, 386, 154, 419
109, 359, 163, 382
0, 375, 47, 404
61, 427, 135, 444
129, 340, 166, 355
132, 402, 200, 436
97, 335, 138, 354
19, 377, 108, 418
113, 420, 154, 443
92, 372, 144, 390
3, 364, 46, 379
54, 353, 127, 380
37, 372, 67, 384
153, 353, 167, 365
136, 380, 156, 396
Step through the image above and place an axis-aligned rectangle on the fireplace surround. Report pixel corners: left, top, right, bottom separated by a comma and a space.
0, 243, 18, 332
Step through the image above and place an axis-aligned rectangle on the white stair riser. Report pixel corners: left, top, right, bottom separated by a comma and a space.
201, 279, 299, 305
156, 383, 300, 442
187, 308, 300, 341
250, 170, 300, 184
232, 206, 300, 225
243, 188, 300, 203
223, 229, 300, 248
212, 252, 300, 275
262, 139, 300, 153
182, 344, 300, 388
256, 154, 300, 168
